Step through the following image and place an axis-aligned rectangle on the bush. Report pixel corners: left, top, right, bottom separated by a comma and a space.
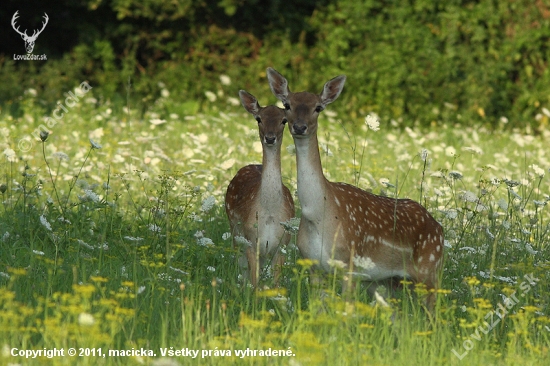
1, 0, 549, 128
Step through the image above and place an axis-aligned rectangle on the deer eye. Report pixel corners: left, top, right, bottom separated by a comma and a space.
284, 103, 290, 110
315, 105, 324, 113
255, 117, 262, 123
282, 118, 288, 125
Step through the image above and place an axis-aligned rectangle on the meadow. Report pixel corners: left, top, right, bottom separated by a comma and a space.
0, 76, 549, 365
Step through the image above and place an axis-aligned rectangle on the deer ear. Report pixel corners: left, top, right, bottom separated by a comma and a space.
267, 67, 290, 102
239, 90, 261, 115
320, 75, 346, 107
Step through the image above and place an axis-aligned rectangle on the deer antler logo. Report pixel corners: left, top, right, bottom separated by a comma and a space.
11, 11, 49, 54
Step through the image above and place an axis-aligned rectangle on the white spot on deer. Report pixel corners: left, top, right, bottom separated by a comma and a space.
429, 253, 435, 262
436, 245, 441, 252
418, 256, 423, 263
335, 197, 341, 207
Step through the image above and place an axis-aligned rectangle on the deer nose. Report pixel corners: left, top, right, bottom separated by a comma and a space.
293, 124, 307, 135
265, 136, 276, 145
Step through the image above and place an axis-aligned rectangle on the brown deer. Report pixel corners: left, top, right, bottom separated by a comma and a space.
225, 90, 295, 287
266, 68, 443, 309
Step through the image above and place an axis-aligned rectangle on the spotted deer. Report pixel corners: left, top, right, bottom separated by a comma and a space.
225, 90, 295, 287
266, 68, 443, 308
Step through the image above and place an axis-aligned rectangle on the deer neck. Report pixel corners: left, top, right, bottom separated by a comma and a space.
260, 145, 284, 207
293, 133, 328, 219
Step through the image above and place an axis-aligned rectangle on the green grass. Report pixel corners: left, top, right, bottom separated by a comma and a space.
0, 83, 549, 365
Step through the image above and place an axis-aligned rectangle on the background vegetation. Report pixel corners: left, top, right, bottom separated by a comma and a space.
1, 0, 550, 128
1, 1, 549, 365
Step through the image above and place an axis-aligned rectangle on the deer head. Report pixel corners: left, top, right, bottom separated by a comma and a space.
12, 11, 49, 54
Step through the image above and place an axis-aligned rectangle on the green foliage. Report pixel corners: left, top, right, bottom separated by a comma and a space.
1, 0, 550, 127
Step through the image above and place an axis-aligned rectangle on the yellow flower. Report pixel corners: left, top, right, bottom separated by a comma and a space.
90, 276, 108, 283
7, 267, 27, 276
73, 284, 96, 297
296, 259, 318, 268
257, 288, 287, 297
522, 306, 539, 313
413, 331, 433, 336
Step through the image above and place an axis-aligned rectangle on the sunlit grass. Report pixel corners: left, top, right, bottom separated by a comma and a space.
0, 84, 549, 365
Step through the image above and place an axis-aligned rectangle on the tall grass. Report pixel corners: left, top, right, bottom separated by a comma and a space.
0, 82, 549, 365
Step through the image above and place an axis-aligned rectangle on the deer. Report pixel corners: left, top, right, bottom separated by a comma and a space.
225, 90, 295, 288
266, 67, 444, 309
11, 11, 49, 54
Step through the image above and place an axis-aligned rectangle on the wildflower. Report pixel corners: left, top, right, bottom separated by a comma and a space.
222, 232, 231, 240
78, 312, 95, 326
77, 239, 94, 250
475, 203, 487, 212
150, 118, 167, 125
443, 209, 458, 220
89, 138, 102, 149
25, 88, 37, 97
220, 158, 235, 170
449, 171, 463, 180
1, 232, 9, 242
219, 74, 231, 85
459, 191, 478, 203
40, 130, 49, 142
525, 243, 538, 255
365, 115, 380, 131
327, 259, 347, 269
445, 146, 456, 156
124, 236, 144, 242
462, 146, 483, 154
530, 164, 545, 178
227, 96, 240, 106
503, 178, 520, 188
207, 266, 216, 272
52, 152, 69, 161
281, 217, 300, 235
161, 89, 170, 98
80, 189, 100, 203
33, 250, 45, 256
204, 91, 217, 102
420, 149, 429, 162
3, 148, 17, 162
234, 236, 252, 247
201, 196, 216, 212
40, 215, 52, 231
148, 224, 161, 233
379, 178, 395, 188
197, 237, 214, 246
353, 255, 376, 270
